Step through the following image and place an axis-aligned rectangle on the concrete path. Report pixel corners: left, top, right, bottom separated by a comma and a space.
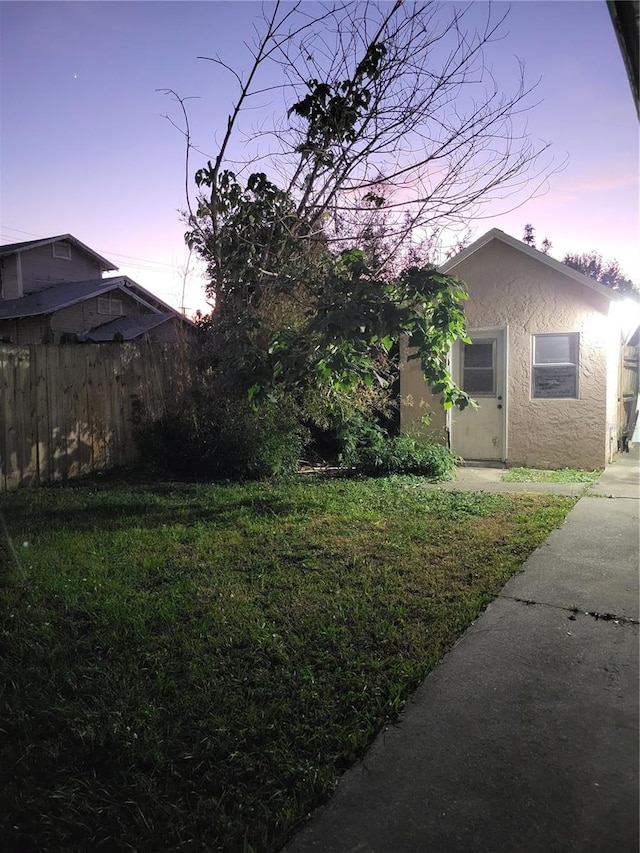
425, 464, 597, 497
282, 452, 639, 853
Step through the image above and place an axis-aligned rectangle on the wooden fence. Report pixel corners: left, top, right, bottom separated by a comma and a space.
621, 344, 639, 445
0, 343, 192, 490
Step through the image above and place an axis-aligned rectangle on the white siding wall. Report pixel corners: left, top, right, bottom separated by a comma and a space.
21, 244, 105, 293
0, 256, 20, 299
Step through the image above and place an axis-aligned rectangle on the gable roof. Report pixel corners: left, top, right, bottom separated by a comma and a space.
0, 275, 195, 326
85, 313, 179, 342
0, 235, 118, 271
440, 228, 621, 302
0, 277, 141, 320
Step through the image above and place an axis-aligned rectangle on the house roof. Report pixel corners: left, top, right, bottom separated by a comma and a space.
85, 313, 178, 342
440, 229, 622, 302
0, 275, 195, 325
0, 235, 118, 271
607, 0, 639, 116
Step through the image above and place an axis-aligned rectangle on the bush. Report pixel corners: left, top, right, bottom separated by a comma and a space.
339, 416, 457, 479
133, 387, 309, 480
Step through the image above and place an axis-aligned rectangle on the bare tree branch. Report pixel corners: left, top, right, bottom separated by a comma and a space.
168, 2, 559, 310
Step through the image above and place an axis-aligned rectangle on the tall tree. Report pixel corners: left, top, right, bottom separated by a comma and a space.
522, 223, 552, 253
169, 1, 556, 411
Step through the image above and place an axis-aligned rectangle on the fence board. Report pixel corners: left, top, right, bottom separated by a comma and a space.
0, 342, 192, 490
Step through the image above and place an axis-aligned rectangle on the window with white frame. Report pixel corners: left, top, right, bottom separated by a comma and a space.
97, 296, 124, 316
52, 242, 72, 260
532, 333, 579, 399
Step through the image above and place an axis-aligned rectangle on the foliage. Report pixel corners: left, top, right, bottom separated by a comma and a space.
562, 251, 638, 296
523, 222, 536, 247
133, 383, 308, 480
522, 222, 552, 253
268, 250, 472, 410
338, 415, 458, 479
164, 2, 555, 443
0, 477, 575, 853
522, 225, 638, 295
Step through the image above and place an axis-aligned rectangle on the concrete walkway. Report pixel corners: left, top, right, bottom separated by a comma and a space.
282, 452, 639, 853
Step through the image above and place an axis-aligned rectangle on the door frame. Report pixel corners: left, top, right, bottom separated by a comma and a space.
447, 326, 508, 463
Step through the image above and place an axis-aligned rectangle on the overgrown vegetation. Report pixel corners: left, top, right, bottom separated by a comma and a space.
339, 417, 458, 478
133, 387, 308, 480
134, 388, 459, 481
145, 2, 556, 481
0, 477, 575, 852
501, 467, 602, 483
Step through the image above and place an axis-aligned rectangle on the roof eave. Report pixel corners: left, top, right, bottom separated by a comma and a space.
0, 276, 196, 324
440, 228, 620, 302
0, 234, 118, 271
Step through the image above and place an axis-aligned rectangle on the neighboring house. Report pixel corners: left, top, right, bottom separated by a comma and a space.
401, 229, 640, 471
0, 235, 195, 344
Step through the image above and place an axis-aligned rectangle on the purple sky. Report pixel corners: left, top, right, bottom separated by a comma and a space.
1, 1, 638, 315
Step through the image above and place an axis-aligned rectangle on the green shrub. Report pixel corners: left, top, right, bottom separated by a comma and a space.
133, 387, 309, 480
338, 416, 457, 479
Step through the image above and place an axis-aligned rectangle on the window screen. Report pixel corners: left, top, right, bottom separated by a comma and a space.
532, 333, 578, 399
462, 340, 495, 395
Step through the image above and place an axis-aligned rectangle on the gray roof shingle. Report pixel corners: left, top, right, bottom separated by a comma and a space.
85, 313, 177, 341
0, 235, 118, 270
0, 276, 195, 327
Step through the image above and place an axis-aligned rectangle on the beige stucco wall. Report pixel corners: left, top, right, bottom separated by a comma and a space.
400, 239, 616, 470
399, 338, 446, 438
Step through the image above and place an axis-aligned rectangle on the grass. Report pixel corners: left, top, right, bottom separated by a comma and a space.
0, 474, 576, 853
501, 467, 602, 484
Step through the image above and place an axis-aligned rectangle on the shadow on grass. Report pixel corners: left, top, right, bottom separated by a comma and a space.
0, 480, 301, 538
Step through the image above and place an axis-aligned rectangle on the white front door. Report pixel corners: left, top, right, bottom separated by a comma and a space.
449, 328, 507, 462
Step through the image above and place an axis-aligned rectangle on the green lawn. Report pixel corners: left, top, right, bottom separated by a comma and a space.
0, 475, 575, 853
501, 467, 602, 484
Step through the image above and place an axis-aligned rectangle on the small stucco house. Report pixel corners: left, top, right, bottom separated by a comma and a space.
401, 229, 640, 470
0, 235, 195, 344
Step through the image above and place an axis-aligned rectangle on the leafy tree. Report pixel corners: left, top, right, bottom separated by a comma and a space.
158, 2, 558, 474
562, 251, 637, 295
522, 223, 552, 253
523, 223, 536, 247
522, 226, 636, 294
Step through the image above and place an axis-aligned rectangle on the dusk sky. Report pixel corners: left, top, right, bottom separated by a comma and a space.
1, 0, 638, 315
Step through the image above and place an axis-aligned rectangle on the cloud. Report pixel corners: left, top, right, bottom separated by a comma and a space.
559, 172, 637, 194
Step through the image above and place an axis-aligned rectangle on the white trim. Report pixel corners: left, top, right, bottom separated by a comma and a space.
97, 296, 124, 316
15, 252, 23, 299
530, 332, 580, 400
